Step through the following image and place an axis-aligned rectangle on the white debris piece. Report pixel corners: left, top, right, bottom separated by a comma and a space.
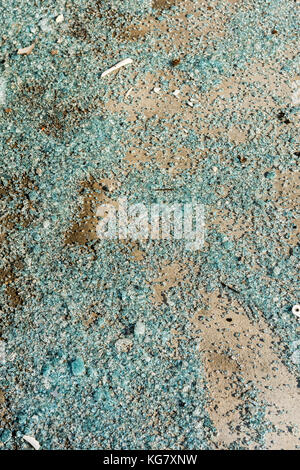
0, 77, 6, 106
0, 340, 6, 364
17, 43, 35, 55
153, 87, 161, 94
187, 97, 198, 107
292, 304, 300, 318
125, 87, 133, 98
291, 80, 300, 106
291, 350, 300, 365
134, 321, 145, 338
101, 58, 133, 78
39, 18, 52, 33
115, 338, 133, 353
172, 89, 180, 98
56, 14, 64, 23
23, 435, 40, 450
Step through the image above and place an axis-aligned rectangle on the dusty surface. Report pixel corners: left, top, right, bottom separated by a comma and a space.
0, 0, 299, 450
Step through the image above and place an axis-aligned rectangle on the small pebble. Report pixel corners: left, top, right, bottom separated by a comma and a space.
17, 43, 35, 55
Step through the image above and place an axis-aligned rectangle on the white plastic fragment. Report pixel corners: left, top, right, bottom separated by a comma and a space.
0, 77, 6, 105
101, 58, 133, 78
134, 321, 145, 338
153, 87, 161, 94
23, 435, 40, 450
17, 43, 35, 55
56, 14, 64, 24
292, 305, 300, 318
172, 89, 180, 98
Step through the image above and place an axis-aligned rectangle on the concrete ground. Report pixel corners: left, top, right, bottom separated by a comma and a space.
0, 0, 299, 449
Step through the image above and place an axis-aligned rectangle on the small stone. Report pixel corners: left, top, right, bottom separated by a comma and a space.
17, 43, 35, 55
70, 356, 85, 376
171, 58, 181, 67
